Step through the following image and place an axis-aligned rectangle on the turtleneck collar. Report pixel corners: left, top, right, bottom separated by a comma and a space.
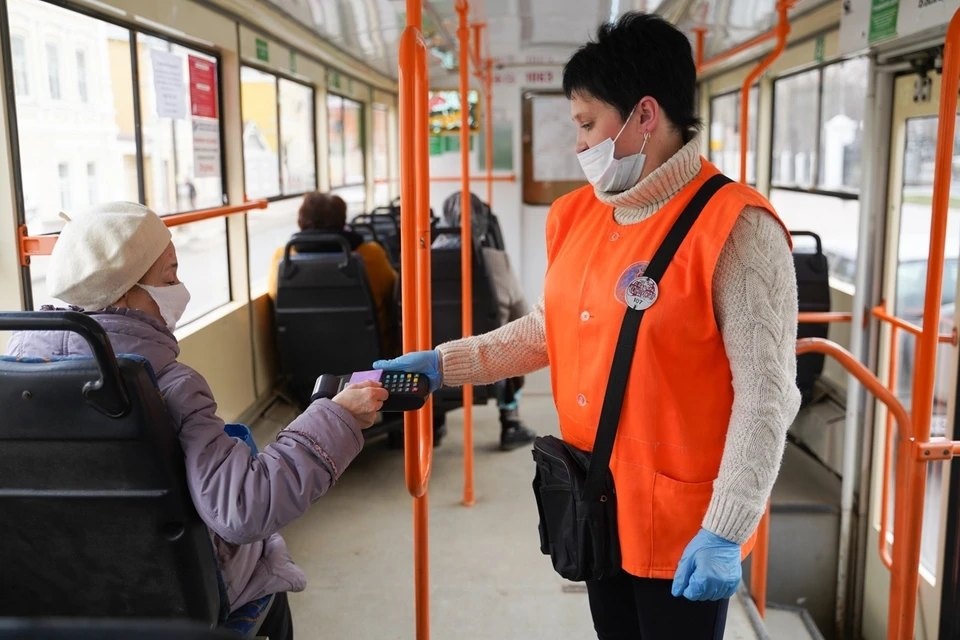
593, 134, 703, 225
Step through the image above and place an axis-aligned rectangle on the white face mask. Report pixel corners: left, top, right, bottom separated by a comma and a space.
138, 282, 191, 331
576, 108, 649, 193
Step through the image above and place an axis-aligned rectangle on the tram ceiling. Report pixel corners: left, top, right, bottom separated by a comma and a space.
262, 0, 815, 79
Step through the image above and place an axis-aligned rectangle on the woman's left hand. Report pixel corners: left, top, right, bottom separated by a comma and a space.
670, 528, 741, 601
331, 380, 389, 428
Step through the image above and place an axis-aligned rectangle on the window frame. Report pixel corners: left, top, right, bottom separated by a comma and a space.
327, 91, 366, 189
707, 86, 759, 186
2, 0, 230, 313
239, 62, 318, 203
769, 59, 865, 202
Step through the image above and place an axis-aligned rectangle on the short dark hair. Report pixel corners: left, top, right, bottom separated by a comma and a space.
562, 12, 700, 141
298, 192, 347, 230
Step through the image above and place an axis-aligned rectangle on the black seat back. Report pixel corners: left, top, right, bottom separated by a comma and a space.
274, 232, 381, 406
353, 212, 401, 267
0, 311, 220, 623
430, 230, 500, 406
791, 231, 831, 406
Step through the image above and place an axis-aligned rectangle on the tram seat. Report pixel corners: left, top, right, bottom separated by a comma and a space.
430, 228, 500, 410
274, 232, 384, 408
0, 618, 238, 640
791, 230, 831, 407
0, 311, 221, 626
353, 210, 401, 267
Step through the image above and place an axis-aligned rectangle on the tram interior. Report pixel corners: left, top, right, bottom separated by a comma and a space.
2, 0, 960, 638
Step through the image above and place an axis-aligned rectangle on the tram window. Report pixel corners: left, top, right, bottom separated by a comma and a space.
372, 103, 391, 205
771, 58, 868, 285
137, 36, 223, 214
819, 59, 867, 191
889, 115, 960, 576
708, 87, 757, 184
9, 0, 138, 234
278, 78, 317, 195
248, 197, 301, 293
328, 94, 366, 213
773, 59, 867, 193
241, 67, 281, 199
773, 69, 819, 189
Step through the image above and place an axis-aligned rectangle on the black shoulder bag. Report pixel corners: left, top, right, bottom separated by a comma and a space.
530, 174, 732, 582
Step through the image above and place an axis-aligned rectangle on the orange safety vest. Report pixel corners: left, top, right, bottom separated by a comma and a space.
543, 161, 790, 578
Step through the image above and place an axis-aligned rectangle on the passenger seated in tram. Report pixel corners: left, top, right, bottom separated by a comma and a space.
268, 192, 399, 355
430, 191, 536, 451
6, 201, 388, 639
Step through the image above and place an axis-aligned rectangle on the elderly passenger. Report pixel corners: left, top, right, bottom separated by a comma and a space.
7, 201, 387, 640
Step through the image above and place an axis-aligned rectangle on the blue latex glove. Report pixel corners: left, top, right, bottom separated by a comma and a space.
373, 350, 442, 392
670, 528, 741, 601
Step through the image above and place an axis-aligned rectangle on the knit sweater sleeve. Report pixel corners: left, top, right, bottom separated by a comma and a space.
436, 296, 549, 386
703, 207, 802, 543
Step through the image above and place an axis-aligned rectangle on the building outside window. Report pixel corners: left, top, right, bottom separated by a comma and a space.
46, 42, 60, 99
57, 162, 70, 209
76, 50, 88, 102
12, 35, 29, 96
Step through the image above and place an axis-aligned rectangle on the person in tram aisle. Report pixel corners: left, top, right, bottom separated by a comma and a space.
6, 201, 388, 640
374, 11, 801, 639
268, 191, 400, 357
431, 190, 536, 451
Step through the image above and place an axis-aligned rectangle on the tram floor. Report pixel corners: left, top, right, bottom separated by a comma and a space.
250, 371, 765, 639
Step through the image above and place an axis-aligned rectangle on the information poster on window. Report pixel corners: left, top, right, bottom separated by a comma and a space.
150, 49, 185, 119
192, 118, 221, 178
188, 55, 218, 119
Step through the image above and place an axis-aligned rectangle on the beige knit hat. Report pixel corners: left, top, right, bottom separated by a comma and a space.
48, 202, 172, 310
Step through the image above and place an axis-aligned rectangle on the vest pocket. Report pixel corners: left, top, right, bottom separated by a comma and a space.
650, 472, 714, 570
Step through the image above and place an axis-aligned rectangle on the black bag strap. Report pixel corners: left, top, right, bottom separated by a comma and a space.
583, 173, 733, 500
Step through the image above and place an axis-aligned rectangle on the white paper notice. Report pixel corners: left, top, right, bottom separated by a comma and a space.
151, 49, 186, 119
532, 95, 582, 182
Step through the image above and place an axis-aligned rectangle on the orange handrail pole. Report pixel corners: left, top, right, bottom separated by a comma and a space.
485, 59, 494, 209
888, 8, 960, 638
795, 338, 911, 445
17, 199, 269, 266
399, 2, 433, 637
456, 0, 477, 507
697, 30, 778, 75
750, 505, 770, 617
739, 0, 792, 184
692, 27, 706, 71
879, 325, 899, 569
792, 338, 911, 639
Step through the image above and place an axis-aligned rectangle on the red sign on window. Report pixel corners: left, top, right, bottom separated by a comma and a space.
188, 55, 217, 119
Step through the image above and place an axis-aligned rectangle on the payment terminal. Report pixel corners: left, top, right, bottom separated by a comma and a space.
310, 369, 430, 411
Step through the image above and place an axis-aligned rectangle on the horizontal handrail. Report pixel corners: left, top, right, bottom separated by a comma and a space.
871, 304, 957, 344
798, 311, 852, 324
429, 174, 516, 183
17, 199, 268, 266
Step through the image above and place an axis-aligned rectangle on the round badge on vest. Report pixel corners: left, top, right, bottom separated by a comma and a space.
625, 275, 658, 310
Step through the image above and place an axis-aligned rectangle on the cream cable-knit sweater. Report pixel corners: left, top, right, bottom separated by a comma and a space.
437, 136, 801, 545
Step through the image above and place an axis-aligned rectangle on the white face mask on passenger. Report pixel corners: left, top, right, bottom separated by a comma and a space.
138, 282, 191, 331
576, 109, 648, 193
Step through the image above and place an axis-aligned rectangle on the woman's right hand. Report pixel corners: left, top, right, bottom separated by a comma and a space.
372, 350, 442, 391
331, 380, 389, 429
